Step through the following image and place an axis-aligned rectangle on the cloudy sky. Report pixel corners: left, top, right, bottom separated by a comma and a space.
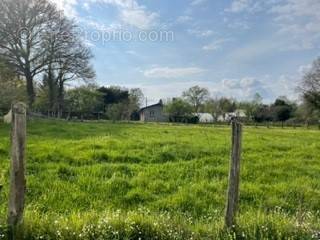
51, 0, 320, 103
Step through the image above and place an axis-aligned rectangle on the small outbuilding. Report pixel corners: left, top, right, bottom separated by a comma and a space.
139, 100, 168, 122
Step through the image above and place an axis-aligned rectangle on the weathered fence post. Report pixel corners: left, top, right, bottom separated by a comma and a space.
7, 102, 27, 239
225, 120, 243, 228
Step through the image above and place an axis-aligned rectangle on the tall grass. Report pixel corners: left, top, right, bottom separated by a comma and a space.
0, 120, 319, 239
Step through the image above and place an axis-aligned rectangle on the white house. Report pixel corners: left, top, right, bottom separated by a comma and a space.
195, 113, 214, 123
3, 110, 12, 124
217, 109, 247, 122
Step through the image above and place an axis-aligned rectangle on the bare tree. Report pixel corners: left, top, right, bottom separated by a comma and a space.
300, 57, 320, 115
0, 0, 60, 107
40, 15, 95, 116
55, 40, 96, 117
183, 85, 209, 113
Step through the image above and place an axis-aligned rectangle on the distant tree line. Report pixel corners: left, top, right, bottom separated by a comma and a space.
164, 88, 295, 124
35, 85, 144, 121
164, 88, 316, 125
164, 57, 320, 125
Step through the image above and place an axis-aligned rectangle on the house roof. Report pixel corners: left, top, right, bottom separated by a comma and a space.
139, 101, 163, 112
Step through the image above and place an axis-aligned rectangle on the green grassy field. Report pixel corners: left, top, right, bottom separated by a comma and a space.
0, 120, 320, 239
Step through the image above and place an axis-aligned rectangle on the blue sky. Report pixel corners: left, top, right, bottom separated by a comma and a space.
51, 0, 320, 103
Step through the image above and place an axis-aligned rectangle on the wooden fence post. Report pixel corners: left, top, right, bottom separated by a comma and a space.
7, 102, 27, 238
225, 121, 243, 228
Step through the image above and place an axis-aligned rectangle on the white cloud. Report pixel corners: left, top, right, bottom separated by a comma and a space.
224, 18, 250, 30
221, 77, 272, 100
270, 0, 320, 50
226, 37, 284, 65
143, 67, 205, 78
223, 77, 260, 89
94, 0, 159, 29
50, 0, 159, 29
82, 18, 122, 33
298, 64, 312, 75
120, 7, 158, 29
225, 0, 251, 13
190, 0, 207, 6
202, 38, 229, 51
225, 0, 320, 50
87, 0, 159, 30
187, 29, 214, 37
177, 15, 193, 23
83, 2, 90, 10
200, 30, 214, 37
270, 0, 320, 19
49, 0, 79, 18
125, 50, 138, 55
225, 0, 266, 13
222, 79, 241, 89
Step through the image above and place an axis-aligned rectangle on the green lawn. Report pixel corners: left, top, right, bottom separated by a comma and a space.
0, 120, 320, 239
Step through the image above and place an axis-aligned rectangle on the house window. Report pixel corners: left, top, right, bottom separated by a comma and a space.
150, 111, 155, 117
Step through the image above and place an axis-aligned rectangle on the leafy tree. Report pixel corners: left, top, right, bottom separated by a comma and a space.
99, 86, 129, 106
129, 88, 144, 107
218, 98, 237, 113
128, 88, 144, 120
253, 105, 272, 122
238, 93, 263, 121
204, 98, 221, 120
295, 101, 319, 123
253, 93, 263, 105
182, 86, 209, 112
165, 98, 197, 123
98, 86, 129, 120
35, 73, 59, 115
97, 86, 144, 121
238, 101, 254, 121
66, 85, 103, 120
0, 59, 26, 113
106, 102, 130, 121
271, 98, 294, 123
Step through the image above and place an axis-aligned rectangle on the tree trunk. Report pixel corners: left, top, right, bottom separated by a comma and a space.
47, 65, 57, 114
57, 80, 64, 119
25, 73, 35, 108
